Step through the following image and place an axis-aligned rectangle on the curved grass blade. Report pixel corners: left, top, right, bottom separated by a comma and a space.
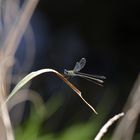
3, 68, 97, 114
4, 69, 81, 105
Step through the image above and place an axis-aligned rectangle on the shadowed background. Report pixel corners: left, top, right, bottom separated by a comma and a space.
3, 0, 140, 139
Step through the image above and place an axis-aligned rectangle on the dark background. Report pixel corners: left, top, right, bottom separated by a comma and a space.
14, 0, 140, 134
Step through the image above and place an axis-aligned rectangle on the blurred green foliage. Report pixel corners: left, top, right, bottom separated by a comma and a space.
15, 88, 118, 140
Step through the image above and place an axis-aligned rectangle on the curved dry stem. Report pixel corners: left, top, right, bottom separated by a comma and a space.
7, 89, 43, 112
7, 89, 45, 125
94, 112, 124, 140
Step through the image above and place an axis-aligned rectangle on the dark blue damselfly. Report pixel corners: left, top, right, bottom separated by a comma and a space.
64, 58, 106, 86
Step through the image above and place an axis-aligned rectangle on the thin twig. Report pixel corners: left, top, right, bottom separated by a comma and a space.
94, 112, 124, 140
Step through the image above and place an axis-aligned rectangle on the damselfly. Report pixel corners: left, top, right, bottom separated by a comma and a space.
64, 58, 106, 86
